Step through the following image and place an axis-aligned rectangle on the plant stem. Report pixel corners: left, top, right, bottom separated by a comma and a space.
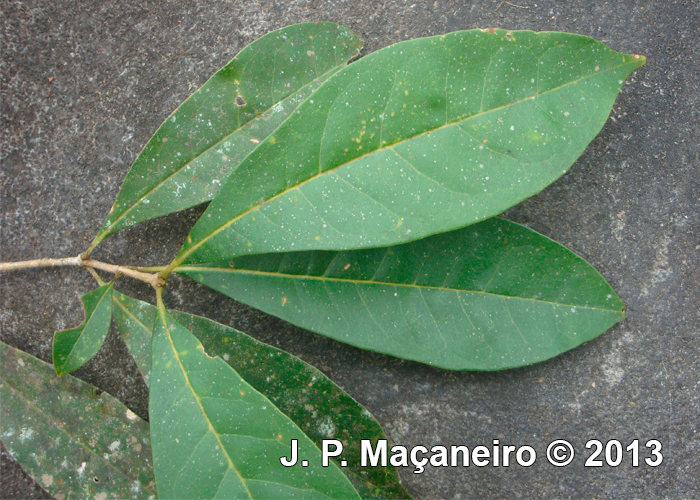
0, 256, 83, 271
0, 255, 164, 289
83, 259, 164, 289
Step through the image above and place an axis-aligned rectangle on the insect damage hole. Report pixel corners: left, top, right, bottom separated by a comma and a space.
235, 95, 246, 107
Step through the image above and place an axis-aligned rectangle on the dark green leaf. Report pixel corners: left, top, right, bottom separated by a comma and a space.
91, 22, 362, 249
150, 302, 361, 499
53, 282, 114, 376
177, 217, 625, 370
0, 340, 155, 499
172, 29, 644, 267
113, 292, 409, 498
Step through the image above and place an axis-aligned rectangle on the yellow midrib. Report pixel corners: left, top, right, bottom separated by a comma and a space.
176, 265, 625, 314
170, 57, 639, 271
155, 292, 254, 499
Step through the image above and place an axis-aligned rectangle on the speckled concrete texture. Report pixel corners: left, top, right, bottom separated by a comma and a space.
1, 1, 698, 498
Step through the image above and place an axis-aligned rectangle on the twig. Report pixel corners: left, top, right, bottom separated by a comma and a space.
0, 256, 83, 271
82, 259, 164, 289
0, 255, 164, 289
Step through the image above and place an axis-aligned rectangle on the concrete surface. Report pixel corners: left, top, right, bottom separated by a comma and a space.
1, 1, 698, 498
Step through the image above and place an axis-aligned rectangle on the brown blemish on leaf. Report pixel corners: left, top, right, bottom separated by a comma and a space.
198, 344, 216, 359
235, 95, 246, 106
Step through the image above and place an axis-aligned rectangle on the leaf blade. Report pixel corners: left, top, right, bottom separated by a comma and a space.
53, 282, 114, 376
0, 340, 155, 499
112, 291, 156, 385
150, 302, 361, 499
174, 29, 644, 267
112, 291, 410, 498
177, 217, 625, 370
92, 22, 362, 247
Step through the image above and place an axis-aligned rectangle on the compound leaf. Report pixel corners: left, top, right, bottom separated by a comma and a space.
53, 281, 114, 376
91, 22, 362, 249
113, 291, 409, 498
150, 301, 361, 499
173, 29, 644, 267
0, 340, 155, 499
177, 217, 625, 370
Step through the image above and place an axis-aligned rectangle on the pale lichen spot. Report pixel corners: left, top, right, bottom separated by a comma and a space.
307, 50, 315, 56
95, 492, 108, 500
77, 462, 87, 477
108, 440, 121, 452
18, 427, 34, 442
17, 358, 25, 367
318, 416, 336, 438
250, 138, 260, 143
41, 474, 54, 487
221, 155, 228, 161
125, 409, 138, 421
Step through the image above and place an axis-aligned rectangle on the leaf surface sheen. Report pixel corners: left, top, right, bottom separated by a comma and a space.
0, 340, 155, 499
149, 304, 361, 500
92, 22, 362, 247
178, 218, 625, 370
113, 291, 410, 498
176, 28, 644, 266
53, 281, 114, 376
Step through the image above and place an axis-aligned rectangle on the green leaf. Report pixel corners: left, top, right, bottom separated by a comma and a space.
170, 311, 411, 500
112, 291, 156, 385
53, 282, 114, 376
0, 340, 155, 499
150, 301, 361, 499
177, 217, 625, 370
91, 22, 362, 249
172, 29, 644, 267
113, 292, 409, 498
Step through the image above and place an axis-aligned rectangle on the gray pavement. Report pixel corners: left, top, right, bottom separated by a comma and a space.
1, 1, 698, 498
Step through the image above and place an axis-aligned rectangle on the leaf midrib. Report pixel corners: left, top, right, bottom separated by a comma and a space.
173, 58, 638, 269
114, 296, 153, 336
0, 369, 155, 496
101, 63, 346, 241
156, 304, 254, 500
178, 265, 624, 313
57, 284, 112, 373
